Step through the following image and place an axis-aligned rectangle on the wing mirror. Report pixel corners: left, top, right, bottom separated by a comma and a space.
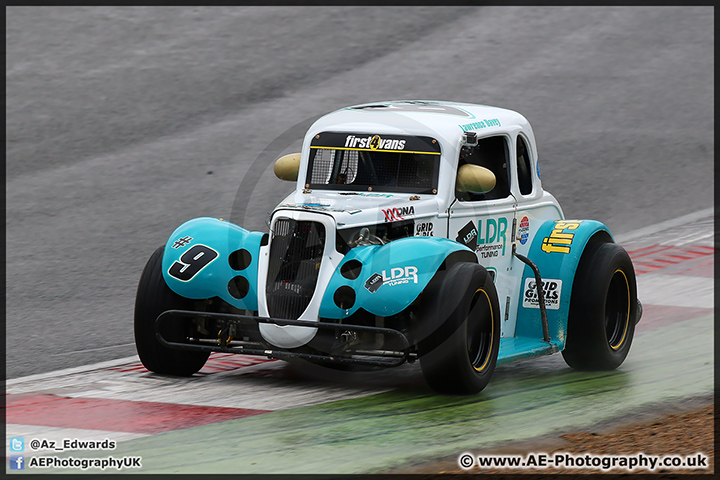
456, 164, 496, 194
273, 153, 301, 181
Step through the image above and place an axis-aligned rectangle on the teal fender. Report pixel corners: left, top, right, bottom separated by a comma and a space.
319, 237, 474, 319
514, 219, 614, 348
161, 217, 265, 311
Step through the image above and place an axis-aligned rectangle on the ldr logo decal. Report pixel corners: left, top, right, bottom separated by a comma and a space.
456, 221, 478, 250
456, 218, 508, 255
382, 266, 418, 287
364, 266, 418, 292
364, 273, 384, 293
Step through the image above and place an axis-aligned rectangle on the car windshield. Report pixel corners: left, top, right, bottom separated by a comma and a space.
306, 132, 440, 194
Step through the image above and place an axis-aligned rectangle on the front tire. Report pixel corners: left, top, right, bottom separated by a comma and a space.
562, 241, 637, 370
419, 263, 501, 394
134, 246, 210, 376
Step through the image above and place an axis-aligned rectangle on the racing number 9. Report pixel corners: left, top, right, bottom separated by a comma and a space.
168, 245, 219, 281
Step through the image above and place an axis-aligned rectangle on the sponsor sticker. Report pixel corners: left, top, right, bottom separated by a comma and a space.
277, 203, 360, 214
345, 134, 406, 151
381, 266, 418, 287
364, 266, 418, 292
522, 278, 562, 310
456, 221, 479, 250
541, 220, 583, 254
459, 118, 501, 132
456, 218, 509, 256
415, 221, 434, 237
364, 273, 384, 293
311, 132, 441, 155
382, 206, 415, 222
518, 215, 530, 245
339, 192, 394, 198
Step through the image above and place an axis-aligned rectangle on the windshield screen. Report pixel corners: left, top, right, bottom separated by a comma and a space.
307, 132, 440, 194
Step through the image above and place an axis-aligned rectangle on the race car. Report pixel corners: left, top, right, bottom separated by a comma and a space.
134, 100, 642, 394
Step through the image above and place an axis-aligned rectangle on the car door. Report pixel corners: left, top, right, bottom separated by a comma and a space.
449, 134, 518, 337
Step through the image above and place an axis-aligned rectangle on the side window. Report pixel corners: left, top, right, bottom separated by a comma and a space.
456, 135, 510, 201
517, 135, 533, 195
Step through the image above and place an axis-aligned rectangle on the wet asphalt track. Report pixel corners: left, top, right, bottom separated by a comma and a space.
5, 6, 713, 378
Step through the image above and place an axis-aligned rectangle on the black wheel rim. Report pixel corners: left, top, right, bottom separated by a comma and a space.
467, 288, 494, 372
605, 269, 631, 350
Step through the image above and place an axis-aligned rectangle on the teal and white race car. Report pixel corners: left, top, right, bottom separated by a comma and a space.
134, 100, 642, 394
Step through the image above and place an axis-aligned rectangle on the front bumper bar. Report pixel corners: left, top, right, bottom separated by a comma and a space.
155, 309, 413, 368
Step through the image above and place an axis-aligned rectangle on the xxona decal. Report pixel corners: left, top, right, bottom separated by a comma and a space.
382, 205, 415, 222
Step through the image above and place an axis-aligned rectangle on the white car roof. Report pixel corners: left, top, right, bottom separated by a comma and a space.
307, 100, 531, 145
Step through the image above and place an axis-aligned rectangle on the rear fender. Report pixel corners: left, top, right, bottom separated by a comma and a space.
161, 217, 265, 311
515, 219, 613, 347
319, 237, 475, 319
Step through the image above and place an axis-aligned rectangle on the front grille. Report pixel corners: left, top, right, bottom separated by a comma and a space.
266, 218, 326, 320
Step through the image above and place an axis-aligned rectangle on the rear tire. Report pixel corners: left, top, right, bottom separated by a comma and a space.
419, 263, 501, 394
134, 246, 210, 376
562, 242, 637, 370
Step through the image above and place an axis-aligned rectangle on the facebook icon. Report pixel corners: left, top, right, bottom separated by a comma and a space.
9, 455, 25, 470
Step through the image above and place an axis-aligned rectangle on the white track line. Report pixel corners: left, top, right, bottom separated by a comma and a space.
6, 356, 140, 386
637, 274, 713, 309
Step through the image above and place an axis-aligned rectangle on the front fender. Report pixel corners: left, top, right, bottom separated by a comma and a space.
161, 217, 265, 311
515, 219, 613, 346
319, 237, 474, 319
